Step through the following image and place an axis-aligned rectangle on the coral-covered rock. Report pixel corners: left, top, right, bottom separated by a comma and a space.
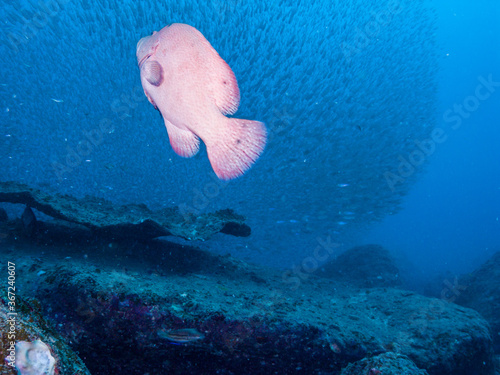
7, 236, 494, 375
321, 244, 401, 288
0, 181, 250, 241
457, 251, 500, 353
340, 352, 428, 375
0, 290, 90, 375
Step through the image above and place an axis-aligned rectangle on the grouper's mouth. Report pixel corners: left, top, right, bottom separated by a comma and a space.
136, 37, 150, 68
138, 53, 150, 69
137, 36, 160, 69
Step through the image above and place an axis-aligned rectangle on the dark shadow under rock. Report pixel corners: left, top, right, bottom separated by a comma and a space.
0, 181, 250, 241
320, 244, 401, 288
0, 207, 8, 222
457, 251, 500, 353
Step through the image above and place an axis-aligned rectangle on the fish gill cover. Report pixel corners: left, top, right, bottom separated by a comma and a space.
0, 0, 437, 264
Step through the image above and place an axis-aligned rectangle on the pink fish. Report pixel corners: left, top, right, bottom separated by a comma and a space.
136, 23, 267, 180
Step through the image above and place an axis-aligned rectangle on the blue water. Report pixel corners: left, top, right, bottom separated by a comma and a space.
1, 0, 500, 374
363, 0, 500, 279
0, 0, 498, 289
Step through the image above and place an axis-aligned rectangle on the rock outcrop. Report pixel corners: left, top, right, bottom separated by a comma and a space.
5, 235, 494, 375
321, 244, 401, 288
340, 352, 428, 375
457, 251, 500, 353
0, 289, 91, 375
0, 181, 250, 241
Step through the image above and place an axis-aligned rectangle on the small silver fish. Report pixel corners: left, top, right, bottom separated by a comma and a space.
158, 328, 204, 343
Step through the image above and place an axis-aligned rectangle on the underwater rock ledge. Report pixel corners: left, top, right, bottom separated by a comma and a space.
7, 239, 495, 375
0, 181, 250, 241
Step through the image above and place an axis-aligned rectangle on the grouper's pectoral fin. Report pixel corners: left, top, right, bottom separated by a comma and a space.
164, 119, 200, 158
142, 89, 157, 109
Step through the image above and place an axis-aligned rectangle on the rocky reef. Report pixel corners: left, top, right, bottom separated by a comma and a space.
0, 181, 250, 241
320, 244, 401, 288
0, 288, 90, 375
340, 352, 429, 375
457, 251, 500, 353
3, 230, 495, 375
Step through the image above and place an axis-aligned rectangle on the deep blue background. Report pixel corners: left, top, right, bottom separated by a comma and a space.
363, 0, 500, 277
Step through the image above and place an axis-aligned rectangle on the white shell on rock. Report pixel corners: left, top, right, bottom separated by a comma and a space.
15, 340, 56, 375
